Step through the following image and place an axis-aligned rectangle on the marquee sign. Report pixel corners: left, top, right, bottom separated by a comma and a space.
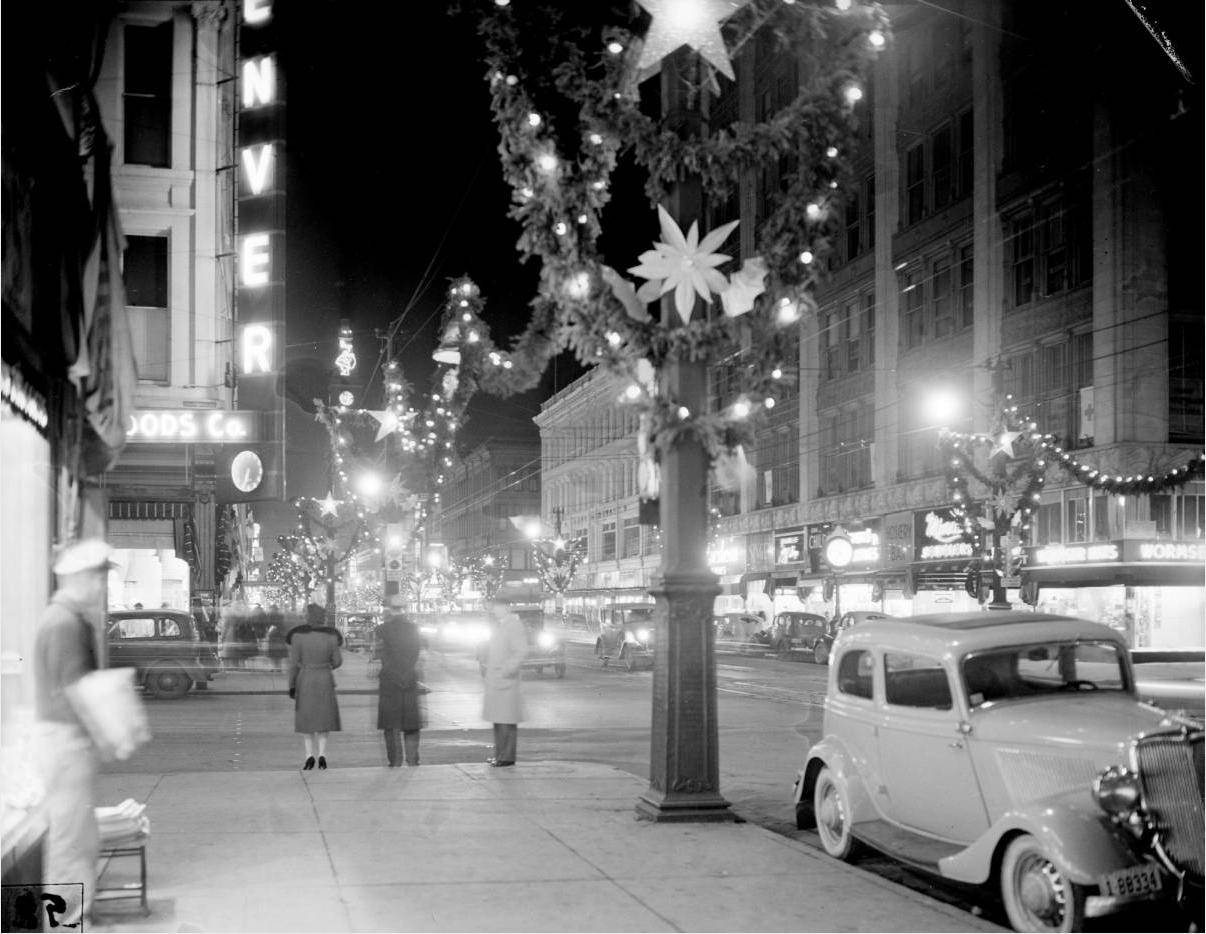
222, 0, 286, 502
1029, 540, 1206, 567
915, 507, 975, 561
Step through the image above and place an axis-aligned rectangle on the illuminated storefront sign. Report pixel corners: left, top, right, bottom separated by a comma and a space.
805, 519, 882, 571
915, 507, 974, 561
1033, 543, 1120, 565
1, 362, 49, 432
774, 528, 805, 566
125, 410, 259, 443
1134, 542, 1206, 562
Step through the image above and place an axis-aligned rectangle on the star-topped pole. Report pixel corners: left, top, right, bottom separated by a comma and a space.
635, 0, 750, 80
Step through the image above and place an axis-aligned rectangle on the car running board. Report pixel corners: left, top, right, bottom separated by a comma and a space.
851, 820, 966, 873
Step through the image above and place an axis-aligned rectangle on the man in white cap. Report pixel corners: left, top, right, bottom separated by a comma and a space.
34, 537, 113, 928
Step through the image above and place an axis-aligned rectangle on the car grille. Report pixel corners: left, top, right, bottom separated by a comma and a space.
1137, 731, 1205, 881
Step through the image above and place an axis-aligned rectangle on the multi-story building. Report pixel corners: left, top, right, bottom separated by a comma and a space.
95, 2, 259, 613
545, 1, 1203, 648
534, 370, 662, 622
434, 436, 542, 574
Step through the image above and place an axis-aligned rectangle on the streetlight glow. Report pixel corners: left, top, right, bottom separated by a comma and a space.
924, 386, 963, 426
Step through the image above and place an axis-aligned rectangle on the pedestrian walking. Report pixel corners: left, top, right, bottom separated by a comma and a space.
34, 538, 115, 928
375, 605, 426, 767
481, 596, 527, 767
265, 604, 288, 670
287, 603, 342, 770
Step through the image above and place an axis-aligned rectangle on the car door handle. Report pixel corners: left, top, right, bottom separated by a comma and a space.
948, 741, 964, 749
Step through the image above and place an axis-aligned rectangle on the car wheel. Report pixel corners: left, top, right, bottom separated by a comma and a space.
813, 766, 858, 861
555, 661, 566, 679
147, 667, 191, 699
813, 640, 831, 665
999, 833, 1087, 933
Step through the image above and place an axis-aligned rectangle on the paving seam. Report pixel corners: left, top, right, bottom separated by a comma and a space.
298, 771, 356, 931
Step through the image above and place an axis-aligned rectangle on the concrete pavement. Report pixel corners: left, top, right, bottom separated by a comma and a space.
93, 760, 1002, 933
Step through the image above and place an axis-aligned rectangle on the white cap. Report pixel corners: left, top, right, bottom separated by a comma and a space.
52, 539, 114, 576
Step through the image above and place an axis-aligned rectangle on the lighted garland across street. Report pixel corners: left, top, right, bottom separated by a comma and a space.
429, 0, 889, 467
940, 399, 1206, 544
460, 552, 509, 599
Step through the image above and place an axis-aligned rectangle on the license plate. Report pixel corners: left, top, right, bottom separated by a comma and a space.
1099, 864, 1164, 898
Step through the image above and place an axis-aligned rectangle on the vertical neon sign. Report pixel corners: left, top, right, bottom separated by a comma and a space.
226, 0, 285, 501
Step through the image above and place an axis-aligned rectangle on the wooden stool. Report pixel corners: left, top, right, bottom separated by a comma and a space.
95, 834, 149, 916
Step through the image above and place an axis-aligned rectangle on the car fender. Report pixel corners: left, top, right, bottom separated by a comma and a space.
938, 788, 1144, 885
794, 737, 877, 827
143, 658, 199, 683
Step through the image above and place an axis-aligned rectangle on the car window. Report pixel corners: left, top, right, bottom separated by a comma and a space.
837, 649, 874, 700
159, 617, 182, 638
884, 652, 952, 710
114, 617, 155, 639
963, 640, 1128, 707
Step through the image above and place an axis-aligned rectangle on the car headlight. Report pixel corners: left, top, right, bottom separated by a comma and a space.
536, 631, 555, 649
1093, 764, 1142, 819
420, 625, 437, 636
636, 628, 650, 644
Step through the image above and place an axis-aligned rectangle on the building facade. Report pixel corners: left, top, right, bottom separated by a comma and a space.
96, 1, 262, 615
543, 1, 1203, 647
434, 436, 542, 573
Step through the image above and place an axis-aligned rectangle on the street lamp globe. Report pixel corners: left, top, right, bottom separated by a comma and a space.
356, 471, 383, 498
523, 519, 542, 541
924, 386, 963, 426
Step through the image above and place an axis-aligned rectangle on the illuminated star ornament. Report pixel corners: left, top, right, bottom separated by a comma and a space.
989, 430, 1023, 459
635, 0, 749, 80
367, 409, 400, 442
317, 492, 341, 517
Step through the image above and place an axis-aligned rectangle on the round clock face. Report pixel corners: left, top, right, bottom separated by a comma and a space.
230, 450, 264, 493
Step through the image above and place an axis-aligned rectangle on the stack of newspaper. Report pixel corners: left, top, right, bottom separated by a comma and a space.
95, 799, 150, 846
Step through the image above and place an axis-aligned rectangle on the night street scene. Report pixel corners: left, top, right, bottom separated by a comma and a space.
2, 1, 1204, 932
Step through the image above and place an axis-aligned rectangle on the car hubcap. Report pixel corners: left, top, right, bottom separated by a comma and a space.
818, 783, 845, 843
1017, 855, 1065, 925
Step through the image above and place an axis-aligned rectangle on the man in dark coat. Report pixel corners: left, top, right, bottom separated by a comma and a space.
376, 607, 425, 766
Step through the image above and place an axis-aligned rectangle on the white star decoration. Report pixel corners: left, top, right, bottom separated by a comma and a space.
629, 206, 739, 324
317, 492, 341, 517
990, 430, 1023, 459
636, 0, 748, 81
368, 409, 400, 442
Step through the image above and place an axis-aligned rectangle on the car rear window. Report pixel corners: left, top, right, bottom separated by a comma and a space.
884, 652, 952, 710
837, 650, 873, 700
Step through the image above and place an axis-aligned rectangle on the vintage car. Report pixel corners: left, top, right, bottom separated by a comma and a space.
812, 610, 895, 665
1093, 715, 1204, 927
107, 609, 221, 698
595, 604, 655, 670
770, 611, 829, 660
793, 612, 1187, 932
476, 607, 568, 678
339, 613, 379, 651
713, 613, 764, 644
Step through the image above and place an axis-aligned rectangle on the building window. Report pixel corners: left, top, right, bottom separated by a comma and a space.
1036, 501, 1061, 545
1150, 495, 1172, 537
623, 517, 640, 558
823, 311, 841, 379
958, 243, 974, 329
1178, 495, 1204, 539
931, 124, 953, 211
864, 177, 876, 251
861, 292, 876, 367
1012, 216, 1035, 306
903, 271, 924, 348
905, 144, 926, 226
601, 521, 616, 560
1092, 495, 1111, 542
1066, 497, 1088, 543
932, 259, 953, 338
124, 235, 169, 382
844, 188, 861, 261
844, 300, 860, 373
821, 404, 872, 494
123, 22, 173, 168
1041, 208, 1067, 296
957, 108, 974, 199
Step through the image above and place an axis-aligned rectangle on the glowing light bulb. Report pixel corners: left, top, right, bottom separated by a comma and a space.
537, 152, 558, 172
505, 74, 518, 86
592, 179, 606, 190
607, 40, 623, 55
578, 213, 588, 224
606, 331, 622, 346
869, 30, 885, 48
764, 397, 776, 409
844, 84, 863, 104
836, 0, 852, 10
806, 202, 823, 220
732, 400, 751, 419
467, 330, 480, 343
554, 221, 568, 235
588, 132, 603, 145
826, 145, 839, 158
527, 112, 542, 128
771, 367, 783, 379
799, 250, 815, 264
625, 384, 641, 400
678, 406, 690, 419
520, 186, 534, 199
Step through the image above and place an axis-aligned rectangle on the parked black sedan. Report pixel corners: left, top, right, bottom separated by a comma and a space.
106, 609, 221, 698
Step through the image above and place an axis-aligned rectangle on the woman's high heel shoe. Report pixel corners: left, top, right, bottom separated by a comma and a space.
303, 756, 315, 770
317, 756, 328, 770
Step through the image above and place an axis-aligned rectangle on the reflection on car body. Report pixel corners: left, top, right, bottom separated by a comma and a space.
106, 609, 220, 698
793, 612, 1193, 932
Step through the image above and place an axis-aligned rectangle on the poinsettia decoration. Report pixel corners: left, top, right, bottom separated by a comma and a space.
629, 207, 739, 324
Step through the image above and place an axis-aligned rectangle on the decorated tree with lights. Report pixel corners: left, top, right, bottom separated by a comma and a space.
277, 492, 371, 618
265, 549, 314, 609
463, 552, 509, 600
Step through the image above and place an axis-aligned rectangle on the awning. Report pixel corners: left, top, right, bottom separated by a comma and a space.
108, 518, 175, 550
1023, 563, 1205, 588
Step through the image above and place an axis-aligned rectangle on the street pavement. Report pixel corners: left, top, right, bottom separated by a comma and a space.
88, 646, 1004, 932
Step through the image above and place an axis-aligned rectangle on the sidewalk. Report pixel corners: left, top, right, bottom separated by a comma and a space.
94, 761, 1003, 933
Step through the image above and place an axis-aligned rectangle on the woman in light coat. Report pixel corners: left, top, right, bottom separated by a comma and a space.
287, 603, 343, 770
481, 598, 528, 767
